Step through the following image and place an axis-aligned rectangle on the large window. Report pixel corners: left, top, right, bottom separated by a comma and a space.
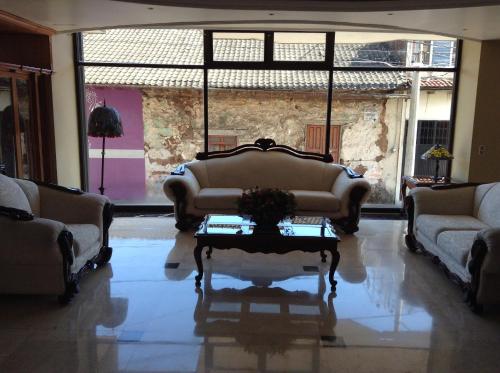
78, 29, 459, 206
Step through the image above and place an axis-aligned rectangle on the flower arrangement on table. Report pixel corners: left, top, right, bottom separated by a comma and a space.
237, 187, 296, 231
421, 144, 454, 182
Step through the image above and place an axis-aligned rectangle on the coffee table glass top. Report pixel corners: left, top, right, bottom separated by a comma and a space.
197, 214, 338, 239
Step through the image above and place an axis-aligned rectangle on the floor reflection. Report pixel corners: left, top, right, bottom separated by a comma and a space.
0, 266, 129, 372
2, 218, 500, 372
194, 269, 336, 373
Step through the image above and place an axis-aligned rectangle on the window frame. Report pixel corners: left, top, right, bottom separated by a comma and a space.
74, 29, 462, 210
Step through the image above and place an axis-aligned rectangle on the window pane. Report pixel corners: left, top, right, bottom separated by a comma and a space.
84, 67, 204, 205
82, 29, 204, 65
335, 71, 455, 205
16, 79, 32, 179
213, 32, 265, 62
208, 69, 328, 151
0, 77, 15, 176
334, 32, 456, 68
273, 32, 326, 62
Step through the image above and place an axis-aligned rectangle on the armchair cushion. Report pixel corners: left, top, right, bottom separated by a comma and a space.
13, 179, 40, 216
290, 190, 340, 212
195, 188, 243, 210
67, 224, 101, 257
416, 214, 489, 243
437, 230, 478, 266
0, 174, 31, 212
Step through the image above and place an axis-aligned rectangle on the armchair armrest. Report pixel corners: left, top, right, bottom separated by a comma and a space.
0, 206, 34, 221
409, 186, 476, 218
0, 216, 72, 265
39, 186, 109, 228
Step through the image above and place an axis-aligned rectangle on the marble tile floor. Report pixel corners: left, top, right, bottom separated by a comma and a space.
1, 217, 500, 373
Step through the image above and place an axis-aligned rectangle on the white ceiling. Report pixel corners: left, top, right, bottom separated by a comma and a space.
2, 0, 500, 40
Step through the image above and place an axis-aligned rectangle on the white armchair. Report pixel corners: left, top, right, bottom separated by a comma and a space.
0, 174, 114, 303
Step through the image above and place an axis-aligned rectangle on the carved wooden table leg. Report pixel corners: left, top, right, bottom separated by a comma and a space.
194, 245, 204, 287
328, 248, 340, 291
206, 246, 213, 259
320, 250, 327, 263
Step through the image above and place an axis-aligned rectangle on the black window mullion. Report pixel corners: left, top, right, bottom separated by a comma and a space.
325, 32, 335, 67
203, 30, 211, 154
324, 32, 335, 159
204, 30, 213, 64
264, 32, 274, 65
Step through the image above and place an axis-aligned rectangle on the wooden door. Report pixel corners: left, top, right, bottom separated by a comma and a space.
306, 124, 341, 163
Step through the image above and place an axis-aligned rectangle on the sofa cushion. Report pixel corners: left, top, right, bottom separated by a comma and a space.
198, 151, 342, 191
291, 190, 340, 212
436, 230, 477, 267
195, 188, 243, 210
0, 174, 32, 213
14, 179, 40, 216
416, 214, 489, 243
67, 224, 100, 257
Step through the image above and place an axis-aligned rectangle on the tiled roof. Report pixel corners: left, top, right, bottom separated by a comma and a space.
82, 29, 449, 91
420, 77, 454, 88
84, 66, 407, 91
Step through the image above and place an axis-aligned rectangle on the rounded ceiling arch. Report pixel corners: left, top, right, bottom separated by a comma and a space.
117, 0, 500, 12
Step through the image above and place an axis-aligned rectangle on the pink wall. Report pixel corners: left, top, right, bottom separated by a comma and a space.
85, 86, 146, 201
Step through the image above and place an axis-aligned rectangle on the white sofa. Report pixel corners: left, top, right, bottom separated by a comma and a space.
405, 182, 500, 312
0, 174, 113, 302
164, 146, 371, 233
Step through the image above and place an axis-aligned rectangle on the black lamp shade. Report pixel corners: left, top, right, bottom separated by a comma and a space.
88, 106, 123, 138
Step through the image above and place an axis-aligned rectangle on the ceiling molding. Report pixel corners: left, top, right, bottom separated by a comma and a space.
115, 0, 500, 12
0, 10, 55, 35
62, 19, 474, 41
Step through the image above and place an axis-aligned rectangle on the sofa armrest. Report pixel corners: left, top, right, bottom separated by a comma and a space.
0, 216, 73, 265
164, 168, 201, 203
472, 229, 500, 274
331, 171, 371, 217
39, 186, 109, 228
409, 186, 476, 218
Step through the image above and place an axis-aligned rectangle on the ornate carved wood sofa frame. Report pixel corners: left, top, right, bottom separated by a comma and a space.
405, 182, 500, 313
164, 139, 371, 234
0, 175, 114, 303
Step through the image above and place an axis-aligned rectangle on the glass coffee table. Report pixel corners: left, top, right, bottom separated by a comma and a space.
194, 215, 340, 292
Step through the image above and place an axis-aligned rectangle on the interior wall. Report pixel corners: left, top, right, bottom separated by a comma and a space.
451, 40, 481, 182
51, 33, 81, 188
468, 39, 500, 182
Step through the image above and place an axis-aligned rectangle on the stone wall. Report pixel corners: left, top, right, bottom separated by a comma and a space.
141, 87, 406, 203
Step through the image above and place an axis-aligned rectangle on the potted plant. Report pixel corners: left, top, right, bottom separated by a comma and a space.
237, 187, 296, 233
